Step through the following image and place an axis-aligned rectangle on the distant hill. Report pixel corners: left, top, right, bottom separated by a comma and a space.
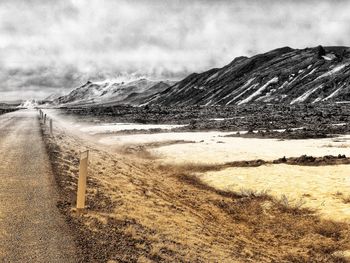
53, 78, 176, 106
143, 46, 350, 106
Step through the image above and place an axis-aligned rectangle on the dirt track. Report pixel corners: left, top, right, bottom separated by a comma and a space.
0, 110, 78, 262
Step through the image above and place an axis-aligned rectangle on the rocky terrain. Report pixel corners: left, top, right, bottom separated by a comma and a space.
0, 109, 16, 115
53, 78, 175, 106
39, 114, 350, 263
145, 46, 350, 106
0, 105, 18, 115
56, 102, 350, 139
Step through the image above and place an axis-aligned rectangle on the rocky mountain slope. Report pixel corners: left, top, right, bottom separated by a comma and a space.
145, 46, 350, 106
54, 79, 175, 106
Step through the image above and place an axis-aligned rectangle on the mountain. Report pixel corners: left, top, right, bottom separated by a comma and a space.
145, 46, 350, 106
54, 78, 175, 106
43, 92, 65, 102
18, 99, 38, 109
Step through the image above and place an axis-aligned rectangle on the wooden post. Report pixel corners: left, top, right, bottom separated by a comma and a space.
76, 150, 89, 210
44, 114, 46, 124
49, 119, 53, 136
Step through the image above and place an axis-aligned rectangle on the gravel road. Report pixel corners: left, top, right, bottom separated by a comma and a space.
0, 110, 78, 262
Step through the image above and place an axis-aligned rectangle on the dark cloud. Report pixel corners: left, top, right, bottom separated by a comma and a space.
0, 0, 350, 100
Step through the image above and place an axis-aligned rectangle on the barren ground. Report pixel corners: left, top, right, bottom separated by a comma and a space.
39, 109, 350, 262
0, 110, 78, 262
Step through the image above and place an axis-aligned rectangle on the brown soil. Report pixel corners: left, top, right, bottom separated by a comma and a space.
41, 124, 350, 262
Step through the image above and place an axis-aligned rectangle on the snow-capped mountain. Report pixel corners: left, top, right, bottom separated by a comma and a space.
18, 99, 38, 109
54, 78, 175, 106
43, 93, 65, 102
144, 46, 350, 106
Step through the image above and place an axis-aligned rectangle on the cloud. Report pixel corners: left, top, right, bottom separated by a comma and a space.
0, 0, 350, 100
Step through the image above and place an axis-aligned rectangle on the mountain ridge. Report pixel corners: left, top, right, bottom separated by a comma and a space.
50, 45, 350, 107
53, 78, 176, 106
144, 45, 350, 106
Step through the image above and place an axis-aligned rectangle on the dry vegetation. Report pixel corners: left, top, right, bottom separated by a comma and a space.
41, 124, 350, 262
335, 192, 350, 205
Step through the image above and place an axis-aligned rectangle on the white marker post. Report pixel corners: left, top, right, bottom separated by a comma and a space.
76, 150, 89, 210
49, 119, 53, 136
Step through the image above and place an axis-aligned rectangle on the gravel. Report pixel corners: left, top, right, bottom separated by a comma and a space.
0, 110, 79, 262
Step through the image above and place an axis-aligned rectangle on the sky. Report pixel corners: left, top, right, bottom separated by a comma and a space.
0, 0, 349, 100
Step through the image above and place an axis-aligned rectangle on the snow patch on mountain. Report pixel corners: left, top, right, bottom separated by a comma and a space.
54, 78, 175, 106
238, 77, 278, 105
290, 85, 323, 104
316, 64, 349, 80
19, 99, 38, 109
322, 86, 343, 101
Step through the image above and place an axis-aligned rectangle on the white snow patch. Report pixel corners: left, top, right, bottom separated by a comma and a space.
205, 99, 213, 106
79, 123, 187, 135
322, 86, 343, 101
237, 77, 278, 105
336, 101, 350, 104
227, 84, 258, 105
290, 85, 323, 104
333, 123, 347, 126
216, 78, 254, 104
278, 81, 289, 90
224, 78, 256, 105
205, 72, 219, 82
301, 68, 317, 80
312, 97, 322, 104
322, 54, 337, 61
209, 117, 245, 121
322, 56, 333, 61
316, 64, 348, 80
19, 99, 38, 109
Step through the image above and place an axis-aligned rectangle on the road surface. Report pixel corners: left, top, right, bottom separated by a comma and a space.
0, 110, 78, 262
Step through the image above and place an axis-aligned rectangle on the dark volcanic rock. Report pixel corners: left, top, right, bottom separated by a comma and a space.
145, 46, 350, 106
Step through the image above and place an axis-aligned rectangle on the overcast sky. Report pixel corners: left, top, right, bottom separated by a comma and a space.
0, 0, 349, 100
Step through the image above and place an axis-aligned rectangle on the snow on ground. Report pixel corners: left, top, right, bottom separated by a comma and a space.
238, 77, 278, 105
97, 130, 350, 221
322, 54, 337, 61
42, 109, 186, 135
209, 117, 245, 121
99, 132, 350, 164
227, 83, 258, 105
77, 123, 187, 135
45, 110, 350, 222
222, 78, 255, 105
316, 63, 349, 80
322, 86, 343, 101
300, 68, 317, 80
290, 85, 322, 104
205, 72, 219, 82
277, 81, 288, 90
19, 100, 38, 109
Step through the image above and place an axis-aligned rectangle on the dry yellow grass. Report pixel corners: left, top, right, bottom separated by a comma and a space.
199, 164, 350, 222
42, 125, 350, 262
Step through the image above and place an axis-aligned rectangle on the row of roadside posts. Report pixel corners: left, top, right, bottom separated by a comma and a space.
37, 108, 89, 212
38, 109, 53, 136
